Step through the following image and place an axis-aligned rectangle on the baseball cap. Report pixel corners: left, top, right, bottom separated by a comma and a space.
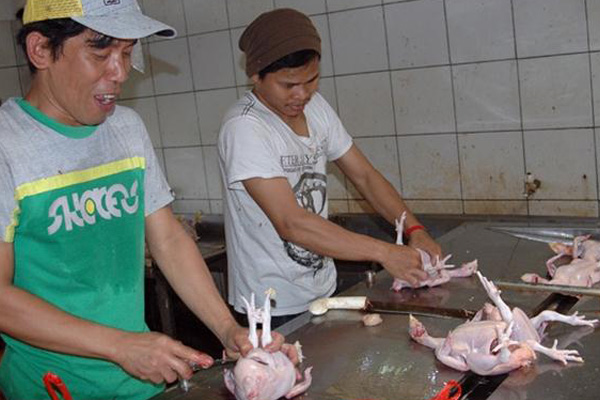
22, 0, 177, 72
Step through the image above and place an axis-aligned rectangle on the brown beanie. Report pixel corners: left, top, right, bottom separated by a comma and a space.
239, 8, 321, 77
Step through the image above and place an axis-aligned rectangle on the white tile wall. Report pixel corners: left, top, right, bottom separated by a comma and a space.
157, 92, 201, 147
183, 0, 229, 35
385, 0, 448, 69
336, 72, 394, 137
226, 0, 273, 28
189, 31, 236, 90
3, 0, 600, 217
458, 132, 525, 199
354, 137, 402, 195
0, 67, 21, 100
149, 37, 194, 95
164, 147, 208, 199
397, 134, 461, 199
514, 0, 587, 58
453, 60, 520, 132
196, 88, 238, 145
0, 21, 16, 68
520, 54, 592, 129
275, 0, 326, 15
446, 0, 514, 63
392, 67, 455, 135
329, 7, 388, 75
524, 129, 596, 200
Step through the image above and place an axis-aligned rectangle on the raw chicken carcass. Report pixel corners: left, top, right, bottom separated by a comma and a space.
392, 212, 478, 291
521, 235, 600, 287
409, 272, 596, 375
224, 292, 312, 400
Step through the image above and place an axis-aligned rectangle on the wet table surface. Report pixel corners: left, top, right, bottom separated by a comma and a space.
151, 219, 600, 400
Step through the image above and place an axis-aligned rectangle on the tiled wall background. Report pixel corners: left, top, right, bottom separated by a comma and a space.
2, 0, 600, 217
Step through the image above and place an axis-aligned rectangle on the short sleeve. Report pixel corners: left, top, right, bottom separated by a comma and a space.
0, 150, 17, 242
219, 117, 286, 191
313, 93, 353, 161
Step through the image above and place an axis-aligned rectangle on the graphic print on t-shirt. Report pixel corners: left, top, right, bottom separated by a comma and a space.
283, 171, 327, 272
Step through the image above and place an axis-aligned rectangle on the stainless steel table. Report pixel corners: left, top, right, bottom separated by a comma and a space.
151, 219, 600, 400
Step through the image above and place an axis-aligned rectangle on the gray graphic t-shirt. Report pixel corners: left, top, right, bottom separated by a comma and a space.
218, 92, 353, 315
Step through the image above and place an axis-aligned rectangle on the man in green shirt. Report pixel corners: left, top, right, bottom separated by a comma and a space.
0, 1, 292, 399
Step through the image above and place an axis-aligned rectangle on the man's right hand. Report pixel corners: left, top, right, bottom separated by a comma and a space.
380, 244, 428, 286
111, 331, 213, 384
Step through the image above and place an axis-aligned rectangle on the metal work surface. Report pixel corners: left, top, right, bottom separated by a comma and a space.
151, 219, 600, 400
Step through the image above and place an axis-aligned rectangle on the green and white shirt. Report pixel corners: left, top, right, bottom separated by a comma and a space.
0, 98, 173, 400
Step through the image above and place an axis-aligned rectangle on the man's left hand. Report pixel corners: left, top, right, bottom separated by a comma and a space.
408, 229, 442, 260
222, 324, 300, 365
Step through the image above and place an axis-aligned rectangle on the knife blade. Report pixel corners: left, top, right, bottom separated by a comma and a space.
179, 357, 236, 392
365, 299, 476, 319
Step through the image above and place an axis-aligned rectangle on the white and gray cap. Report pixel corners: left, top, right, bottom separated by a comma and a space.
23, 0, 177, 71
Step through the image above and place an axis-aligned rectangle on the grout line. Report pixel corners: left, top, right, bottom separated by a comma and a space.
584, 0, 600, 217
442, 0, 464, 214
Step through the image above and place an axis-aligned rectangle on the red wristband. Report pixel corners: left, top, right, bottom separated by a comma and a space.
405, 225, 425, 236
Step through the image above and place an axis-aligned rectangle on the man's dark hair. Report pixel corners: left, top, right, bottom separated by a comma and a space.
258, 49, 320, 79
17, 18, 117, 74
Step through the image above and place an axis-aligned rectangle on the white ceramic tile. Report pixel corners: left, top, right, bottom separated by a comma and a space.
196, 88, 238, 145
391, 67, 455, 135
594, 128, 600, 198
463, 200, 528, 215
348, 200, 375, 213
202, 146, 223, 199
591, 53, 600, 124
528, 201, 598, 217
355, 137, 402, 195
189, 31, 236, 90
520, 54, 592, 129
397, 134, 461, 199
327, 162, 348, 200
513, 0, 587, 58
227, 0, 273, 27
329, 199, 349, 214
149, 37, 193, 95
0, 21, 16, 68
446, 0, 514, 63
156, 92, 201, 147
12, 20, 27, 66
336, 72, 394, 137
310, 14, 333, 77
404, 200, 463, 214
329, 7, 388, 75
453, 60, 520, 132
458, 131, 525, 199
275, 0, 326, 15
164, 147, 209, 199
183, 0, 228, 34
172, 199, 212, 214
230, 27, 252, 86
317, 77, 337, 112
327, 0, 380, 12
121, 43, 155, 99
524, 129, 596, 200
385, 0, 448, 69
590, 0, 600, 51
18, 66, 31, 96
120, 97, 162, 148
143, 0, 187, 39
210, 200, 223, 214
0, 67, 21, 100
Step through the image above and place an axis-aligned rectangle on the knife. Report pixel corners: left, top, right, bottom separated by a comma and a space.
179, 357, 236, 392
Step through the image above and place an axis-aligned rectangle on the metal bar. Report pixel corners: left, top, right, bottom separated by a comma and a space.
366, 300, 476, 319
496, 281, 600, 298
